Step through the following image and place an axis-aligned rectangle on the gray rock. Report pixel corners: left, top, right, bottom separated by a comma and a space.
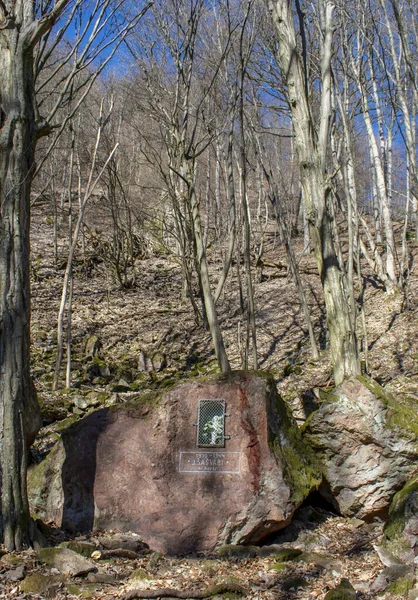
382, 475, 418, 564
258, 545, 295, 558
37, 547, 96, 576
72, 392, 103, 411
28, 372, 321, 554
85, 335, 102, 359
373, 543, 403, 567
151, 351, 167, 372
372, 565, 415, 593
303, 377, 418, 519
97, 533, 148, 553
138, 350, 150, 372
72, 395, 89, 410
295, 551, 344, 574
38, 394, 70, 424
324, 579, 356, 600
59, 541, 96, 557
20, 573, 63, 594
5, 565, 26, 581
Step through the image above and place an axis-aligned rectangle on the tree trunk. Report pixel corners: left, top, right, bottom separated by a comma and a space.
267, 0, 360, 385
187, 166, 231, 373
0, 20, 36, 550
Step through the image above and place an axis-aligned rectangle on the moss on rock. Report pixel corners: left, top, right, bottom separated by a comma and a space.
20, 573, 63, 594
357, 375, 418, 441
383, 575, 415, 595
384, 475, 418, 541
59, 541, 95, 557
269, 548, 302, 562
324, 579, 356, 600
269, 562, 287, 572
129, 568, 154, 581
267, 377, 322, 505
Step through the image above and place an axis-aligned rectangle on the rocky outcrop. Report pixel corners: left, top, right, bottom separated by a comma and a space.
302, 377, 418, 519
28, 372, 320, 554
381, 475, 418, 565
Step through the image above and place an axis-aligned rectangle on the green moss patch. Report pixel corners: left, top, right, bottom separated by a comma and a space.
269, 562, 287, 572
20, 573, 63, 594
357, 375, 418, 441
130, 568, 154, 581
268, 381, 322, 505
281, 575, 309, 591
270, 548, 302, 562
324, 579, 356, 600
384, 475, 418, 541
59, 541, 95, 557
382, 575, 414, 595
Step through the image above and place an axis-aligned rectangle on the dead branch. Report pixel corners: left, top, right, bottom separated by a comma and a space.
116, 583, 248, 599
97, 549, 142, 560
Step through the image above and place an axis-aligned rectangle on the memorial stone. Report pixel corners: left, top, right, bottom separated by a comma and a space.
28, 372, 320, 553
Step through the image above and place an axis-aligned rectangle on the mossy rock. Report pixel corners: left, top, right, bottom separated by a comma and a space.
20, 573, 63, 593
66, 583, 101, 597
324, 579, 356, 600
28, 443, 65, 523
281, 575, 310, 591
267, 378, 322, 505
59, 541, 95, 557
55, 414, 79, 432
130, 568, 154, 581
0, 554, 22, 566
36, 546, 95, 575
384, 475, 418, 541
295, 552, 341, 573
217, 545, 258, 559
270, 548, 302, 562
148, 552, 162, 568
201, 560, 219, 575
382, 474, 418, 564
38, 394, 71, 424
269, 562, 287, 572
357, 375, 418, 442
382, 575, 415, 595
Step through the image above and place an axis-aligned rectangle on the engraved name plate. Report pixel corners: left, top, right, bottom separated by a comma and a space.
179, 451, 241, 473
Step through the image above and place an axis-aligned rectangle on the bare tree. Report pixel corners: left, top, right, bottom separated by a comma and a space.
266, 0, 360, 384
0, 0, 150, 550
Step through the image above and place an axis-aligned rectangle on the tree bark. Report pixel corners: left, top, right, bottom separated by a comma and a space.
267, 0, 360, 385
0, 3, 40, 550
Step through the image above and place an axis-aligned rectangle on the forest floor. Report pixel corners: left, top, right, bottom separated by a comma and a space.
4, 199, 417, 599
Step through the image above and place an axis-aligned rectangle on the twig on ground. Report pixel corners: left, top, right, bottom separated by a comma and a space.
115, 582, 248, 599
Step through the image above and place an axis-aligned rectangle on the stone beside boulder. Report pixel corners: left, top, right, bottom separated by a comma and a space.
36, 547, 96, 576
302, 376, 418, 520
381, 474, 418, 565
28, 371, 320, 554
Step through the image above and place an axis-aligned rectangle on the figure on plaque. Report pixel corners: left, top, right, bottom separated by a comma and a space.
203, 414, 224, 445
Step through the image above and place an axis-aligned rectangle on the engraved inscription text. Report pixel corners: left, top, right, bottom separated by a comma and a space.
179, 451, 240, 473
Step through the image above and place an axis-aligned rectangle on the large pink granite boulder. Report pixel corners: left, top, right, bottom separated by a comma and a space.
28, 372, 320, 554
